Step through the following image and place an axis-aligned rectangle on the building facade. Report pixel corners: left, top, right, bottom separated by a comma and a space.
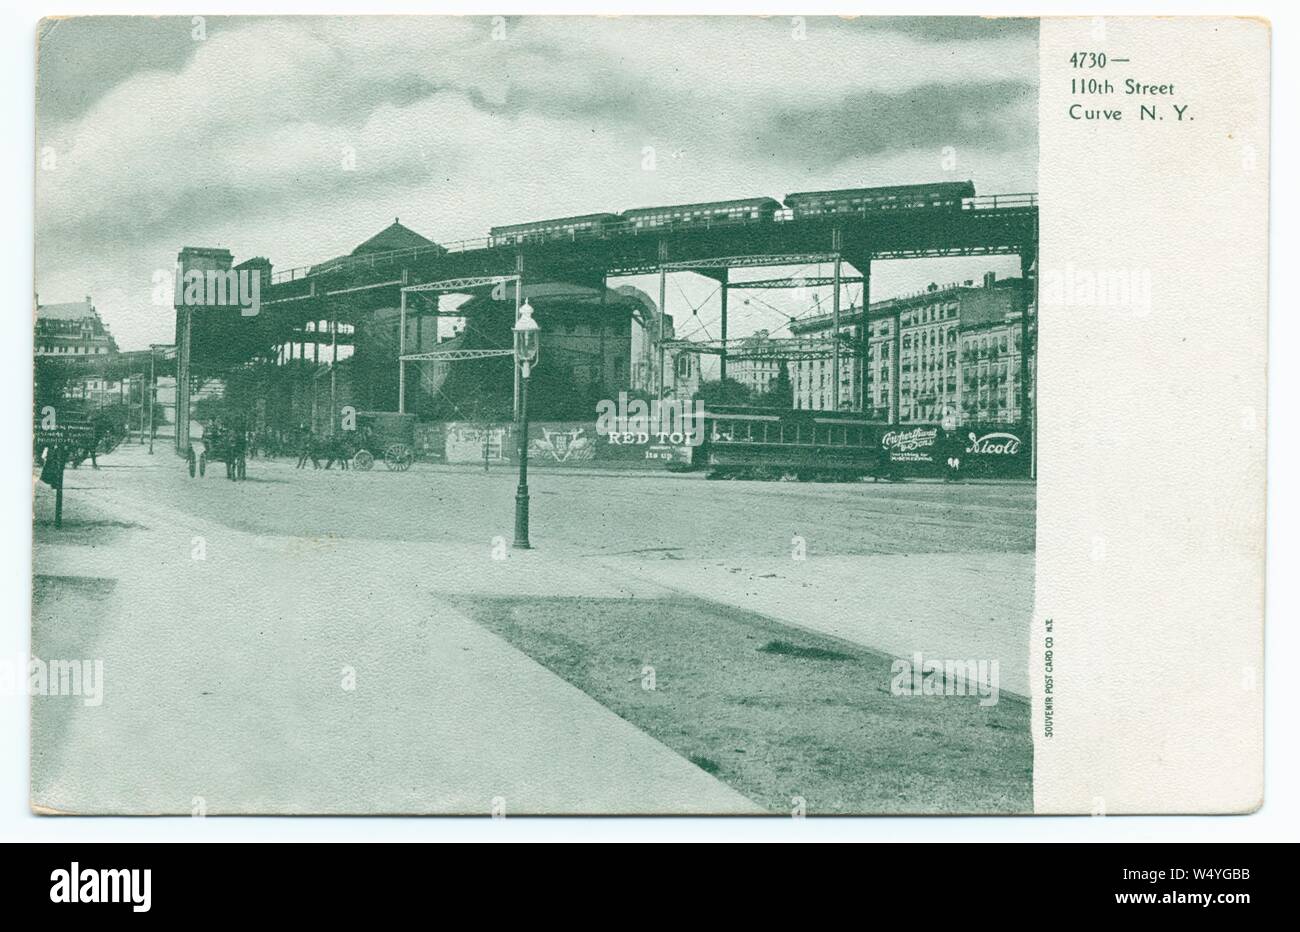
626, 285, 700, 400
790, 271, 1034, 425
729, 330, 785, 396
789, 317, 867, 413
35, 297, 118, 358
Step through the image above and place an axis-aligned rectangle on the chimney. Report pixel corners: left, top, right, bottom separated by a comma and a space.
983, 271, 996, 289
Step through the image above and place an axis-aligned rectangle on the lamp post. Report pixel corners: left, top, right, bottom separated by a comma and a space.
512, 301, 540, 549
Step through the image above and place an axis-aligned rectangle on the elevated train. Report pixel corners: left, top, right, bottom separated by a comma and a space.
488, 181, 979, 248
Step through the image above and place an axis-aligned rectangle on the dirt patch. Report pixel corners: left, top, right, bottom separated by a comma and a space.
452, 594, 1031, 814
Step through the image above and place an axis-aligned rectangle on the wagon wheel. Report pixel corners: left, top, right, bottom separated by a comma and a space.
383, 443, 414, 472
198, 452, 206, 477
353, 449, 375, 471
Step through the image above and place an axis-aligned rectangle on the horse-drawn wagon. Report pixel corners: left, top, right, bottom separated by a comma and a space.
350, 411, 416, 472
191, 424, 247, 480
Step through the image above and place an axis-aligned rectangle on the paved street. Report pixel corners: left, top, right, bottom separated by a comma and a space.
31, 443, 1035, 814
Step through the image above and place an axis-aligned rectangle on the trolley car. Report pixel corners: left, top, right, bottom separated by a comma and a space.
698, 406, 885, 481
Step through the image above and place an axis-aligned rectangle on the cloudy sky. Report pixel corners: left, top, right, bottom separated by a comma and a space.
35, 15, 1038, 351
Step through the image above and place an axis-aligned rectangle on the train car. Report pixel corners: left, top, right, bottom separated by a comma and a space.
698, 405, 885, 480
489, 213, 621, 247
783, 181, 976, 219
619, 197, 781, 232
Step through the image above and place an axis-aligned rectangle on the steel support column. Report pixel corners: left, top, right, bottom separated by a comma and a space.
176, 306, 191, 453
719, 273, 729, 384
831, 253, 842, 411
147, 346, 156, 455
1019, 248, 1034, 423
398, 288, 407, 414
598, 273, 608, 390
860, 259, 871, 414
657, 242, 668, 400
1021, 246, 1037, 479
330, 309, 338, 434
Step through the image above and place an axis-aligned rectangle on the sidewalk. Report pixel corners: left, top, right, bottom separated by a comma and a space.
32, 442, 1032, 813
31, 447, 761, 814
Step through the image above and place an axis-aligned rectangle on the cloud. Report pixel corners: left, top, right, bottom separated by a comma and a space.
34, 15, 1038, 351
754, 81, 1037, 171
841, 15, 1039, 43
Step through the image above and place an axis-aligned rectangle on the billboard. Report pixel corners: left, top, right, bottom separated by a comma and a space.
440, 421, 678, 468
880, 424, 1031, 478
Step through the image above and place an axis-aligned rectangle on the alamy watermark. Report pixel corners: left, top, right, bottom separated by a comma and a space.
152, 266, 261, 316
594, 392, 706, 447
890, 651, 1000, 707
2, 654, 104, 706
1039, 264, 1152, 316
50, 862, 150, 912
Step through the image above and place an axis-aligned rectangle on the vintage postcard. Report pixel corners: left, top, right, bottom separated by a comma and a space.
28, 14, 1267, 815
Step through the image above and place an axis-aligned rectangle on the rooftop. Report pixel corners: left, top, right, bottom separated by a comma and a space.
788, 275, 1026, 333
35, 298, 95, 321
351, 218, 439, 256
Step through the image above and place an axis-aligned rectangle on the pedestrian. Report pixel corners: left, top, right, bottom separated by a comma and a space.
943, 429, 963, 482
231, 429, 247, 480
940, 411, 961, 482
296, 428, 313, 469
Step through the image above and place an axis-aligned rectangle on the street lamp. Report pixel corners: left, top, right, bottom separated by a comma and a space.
512, 301, 540, 549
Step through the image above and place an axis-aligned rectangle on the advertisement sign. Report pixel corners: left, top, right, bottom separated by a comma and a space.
958, 426, 1031, 477
879, 424, 1031, 478
528, 424, 598, 464
881, 426, 943, 465
444, 423, 510, 465
439, 421, 676, 469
